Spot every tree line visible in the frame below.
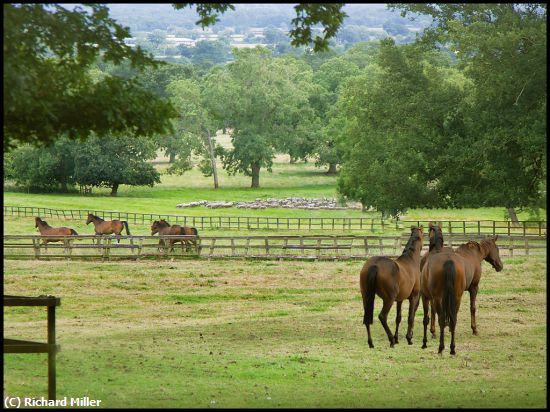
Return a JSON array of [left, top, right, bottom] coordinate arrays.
[[3, 4, 546, 220]]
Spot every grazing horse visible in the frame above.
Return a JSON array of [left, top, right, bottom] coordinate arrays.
[[35, 217, 78, 250], [360, 226, 424, 348], [420, 236, 503, 355], [86, 213, 130, 243], [151, 219, 198, 253]]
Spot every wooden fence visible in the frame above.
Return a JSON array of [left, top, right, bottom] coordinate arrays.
[[3, 206, 547, 236], [3, 234, 546, 261]]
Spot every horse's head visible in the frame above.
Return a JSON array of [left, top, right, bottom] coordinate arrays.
[[405, 225, 424, 252], [428, 222, 444, 251], [35, 217, 41, 228], [85, 213, 94, 225], [151, 221, 160, 235], [482, 236, 503, 272]]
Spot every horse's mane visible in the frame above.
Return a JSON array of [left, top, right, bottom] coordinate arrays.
[[401, 228, 422, 257], [429, 225, 444, 251], [457, 240, 480, 252]]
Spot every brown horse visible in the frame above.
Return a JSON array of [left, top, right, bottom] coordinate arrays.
[[151, 219, 198, 253], [420, 223, 454, 338], [360, 226, 424, 348], [35, 217, 78, 249], [86, 213, 130, 243], [420, 236, 503, 355]]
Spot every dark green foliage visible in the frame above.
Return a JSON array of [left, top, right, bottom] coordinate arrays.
[[336, 4, 546, 217], [73, 135, 161, 196], [4, 4, 176, 151], [5, 134, 160, 196], [393, 3, 547, 211]]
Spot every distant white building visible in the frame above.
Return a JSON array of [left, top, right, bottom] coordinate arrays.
[[166, 37, 196, 47], [230, 43, 268, 49]]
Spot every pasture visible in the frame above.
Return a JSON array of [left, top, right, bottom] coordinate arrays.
[[3, 153, 547, 408], [3, 256, 546, 408]]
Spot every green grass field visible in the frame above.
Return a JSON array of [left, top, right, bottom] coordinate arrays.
[[3, 154, 547, 407], [3, 256, 547, 408]]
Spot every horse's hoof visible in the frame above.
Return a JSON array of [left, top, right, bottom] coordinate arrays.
[[407, 338, 413, 345], [368, 342, 374, 349], [422, 343, 427, 349], [438, 347, 444, 354], [450, 349, 456, 355], [431, 333, 436, 339], [472, 330, 479, 336]]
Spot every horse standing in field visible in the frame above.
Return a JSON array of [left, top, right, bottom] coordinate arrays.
[[86, 213, 130, 243], [360, 226, 424, 348], [35, 217, 78, 250], [420, 236, 503, 355], [420, 223, 455, 338], [151, 219, 198, 253]]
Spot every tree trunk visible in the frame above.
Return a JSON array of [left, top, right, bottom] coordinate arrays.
[[507, 207, 520, 226], [205, 128, 219, 189], [326, 163, 337, 175], [60, 181, 68, 192], [251, 162, 260, 188], [110, 182, 119, 196], [169, 152, 176, 163]]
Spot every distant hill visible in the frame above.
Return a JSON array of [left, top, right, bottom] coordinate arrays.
[[105, 3, 431, 34]]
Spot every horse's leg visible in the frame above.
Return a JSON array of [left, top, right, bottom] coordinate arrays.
[[437, 303, 446, 354], [469, 284, 479, 336], [378, 299, 396, 348], [421, 295, 430, 349], [450, 297, 462, 355], [430, 301, 437, 338], [406, 293, 421, 345], [366, 324, 374, 349], [393, 301, 402, 344]]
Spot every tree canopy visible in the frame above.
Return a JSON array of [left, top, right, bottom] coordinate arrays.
[[3, 3, 176, 151]]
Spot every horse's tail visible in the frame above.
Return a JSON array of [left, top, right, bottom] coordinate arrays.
[[122, 221, 131, 235], [70, 229, 78, 235], [363, 265, 378, 325], [441, 260, 457, 328]]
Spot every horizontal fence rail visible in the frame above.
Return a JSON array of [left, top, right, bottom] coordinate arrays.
[[3, 206, 547, 236], [3, 234, 546, 261]]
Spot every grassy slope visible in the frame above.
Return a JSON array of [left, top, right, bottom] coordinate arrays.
[[3, 156, 543, 225], [3, 256, 547, 408]]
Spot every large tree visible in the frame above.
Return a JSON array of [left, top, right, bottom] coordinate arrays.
[[311, 56, 360, 174], [73, 134, 161, 196], [4, 3, 176, 151], [165, 78, 222, 188], [336, 39, 467, 217], [205, 48, 318, 188], [392, 3, 547, 219]]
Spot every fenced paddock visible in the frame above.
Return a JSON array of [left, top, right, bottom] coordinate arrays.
[[3, 233, 546, 261], [3, 205, 547, 235]]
